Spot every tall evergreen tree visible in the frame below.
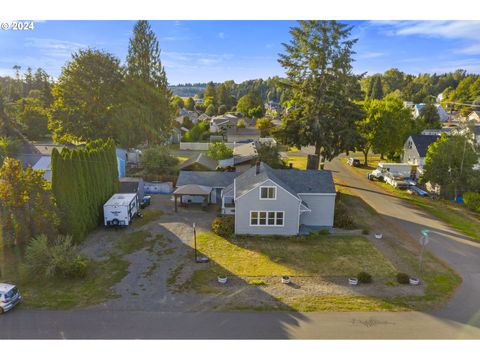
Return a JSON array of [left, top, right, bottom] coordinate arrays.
[[119, 20, 175, 147], [278, 21, 363, 167]]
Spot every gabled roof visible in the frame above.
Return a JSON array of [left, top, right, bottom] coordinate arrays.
[[180, 153, 218, 171], [233, 162, 336, 199], [176, 171, 240, 188], [409, 135, 440, 157], [233, 142, 258, 164]]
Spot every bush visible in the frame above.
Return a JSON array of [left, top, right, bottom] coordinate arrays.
[[211, 216, 235, 238], [357, 271, 372, 284], [207, 142, 233, 160], [463, 192, 480, 213], [396, 272, 410, 284], [25, 234, 88, 279], [362, 228, 370, 235], [248, 279, 266, 286], [334, 197, 355, 229]]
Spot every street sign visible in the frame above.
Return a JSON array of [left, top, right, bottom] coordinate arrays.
[[421, 229, 430, 237]]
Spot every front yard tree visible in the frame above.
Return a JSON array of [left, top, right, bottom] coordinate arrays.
[[278, 21, 363, 168], [48, 49, 124, 143], [119, 20, 175, 147], [423, 134, 478, 200]]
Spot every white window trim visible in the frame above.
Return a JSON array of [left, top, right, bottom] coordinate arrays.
[[259, 186, 277, 200], [249, 210, 285, 227]]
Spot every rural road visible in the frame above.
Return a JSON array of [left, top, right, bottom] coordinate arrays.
[[1, 156, 480, 339], [325, 157, 480, 328]]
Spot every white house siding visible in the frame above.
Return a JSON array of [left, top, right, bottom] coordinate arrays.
[[298, 194, 336, 227], [234, 179, 300, 236]]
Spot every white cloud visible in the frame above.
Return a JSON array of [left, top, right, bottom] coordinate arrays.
[[218, 32, 226, 39], [24, 37, 87, 57], [369, 20, 480, 55], [357, 51, 386, 59]]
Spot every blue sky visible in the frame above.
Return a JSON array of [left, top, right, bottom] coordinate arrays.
[[1, 20, 480, 84]]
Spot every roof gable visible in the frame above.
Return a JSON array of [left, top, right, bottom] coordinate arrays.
[[409, 135, 439, 157]]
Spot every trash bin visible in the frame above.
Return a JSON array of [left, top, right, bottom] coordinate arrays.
[[142, 195, 151, 207]]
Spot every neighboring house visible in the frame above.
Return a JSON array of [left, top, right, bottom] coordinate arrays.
[[119, 177, 145, 200], [32, 156, 53, 181], [180, 153, 218, 171], [167, 128, 182, 145], [265, 101, 281, 112], [467, 111, 480, 124], [126, 149, 142, 164], [175, 162, 336, 235], [421, 128, 453, 136], [209, 114, 239, 133], [198, 113, 211, 122], [455, 124, 480, 147], [403, 135, 440, 166], [413, 103, 450, 122]]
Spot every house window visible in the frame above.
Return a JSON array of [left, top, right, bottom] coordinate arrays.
[[260, 186, 276, 199], [250, 211, 284, 226]]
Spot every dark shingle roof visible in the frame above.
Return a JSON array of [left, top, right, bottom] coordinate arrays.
[[176, 171, 240, 188], [180, 153, 218, 171], [410, 135, 440, 157], [234, 162, 336, 198]]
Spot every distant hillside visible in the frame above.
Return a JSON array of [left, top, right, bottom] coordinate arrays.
[[169, 83, 207, 97]]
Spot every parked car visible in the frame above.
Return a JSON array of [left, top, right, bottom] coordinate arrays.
[[347, 158, 361, 167], [0, 283, 22, 314]]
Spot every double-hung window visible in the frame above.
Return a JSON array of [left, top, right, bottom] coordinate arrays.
[[250, 211, 284, 226], [260, 186, 276, 200]]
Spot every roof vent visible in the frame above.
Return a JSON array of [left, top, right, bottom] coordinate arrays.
[[255, 161, 261, 175]]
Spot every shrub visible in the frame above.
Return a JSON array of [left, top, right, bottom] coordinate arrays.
[[207, 142, 233, 160], [211, 216, 235, 238], [396, 272, 410, 284], [357, 271, 372, 284], [248, 279, 266, 286], [362, 228, 370, 235], [25, 234, 88, 279], [334, 197, 355, 229], [463, 192, 480, 213]]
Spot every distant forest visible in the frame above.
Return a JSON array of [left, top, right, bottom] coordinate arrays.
[[169, 77, 291, 104]]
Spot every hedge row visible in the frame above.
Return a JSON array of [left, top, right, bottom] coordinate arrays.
[[51, 139, 119, 241]]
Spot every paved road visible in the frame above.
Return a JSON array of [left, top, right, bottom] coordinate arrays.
[[2, 156, 480, 339], [1, 309, 480, 339], [325, 157, 480, 327]]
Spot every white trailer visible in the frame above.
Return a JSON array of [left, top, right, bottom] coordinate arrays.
[[104, 193, 139, 227], [368, 162, 418, 181]]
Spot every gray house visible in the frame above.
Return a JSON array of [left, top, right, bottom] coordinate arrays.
[[175, 162, 336, 235], [223, 162, 336, 235]]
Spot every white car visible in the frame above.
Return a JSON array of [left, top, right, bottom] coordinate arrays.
[[0, 283, 22, 314]]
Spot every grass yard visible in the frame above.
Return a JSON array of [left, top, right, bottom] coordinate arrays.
[[194, 232, 396, 277], [0, 229, 156, 309], [346, 154, 480, 243], [285, 155, 308, 170]]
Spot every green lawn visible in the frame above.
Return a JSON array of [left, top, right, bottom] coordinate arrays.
[[0, 229, 158, 309], [285, 155, 308, 170], [346, 155, 480, 243], [194, 232, 396, 277]]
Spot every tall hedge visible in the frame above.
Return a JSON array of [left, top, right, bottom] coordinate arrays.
[[51, 139, 119, 241]]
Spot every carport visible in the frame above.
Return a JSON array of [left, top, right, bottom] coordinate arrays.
[[173, 184, 212, 212]]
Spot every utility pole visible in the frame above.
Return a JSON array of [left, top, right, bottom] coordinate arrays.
[[193, 222, 197, 262]]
